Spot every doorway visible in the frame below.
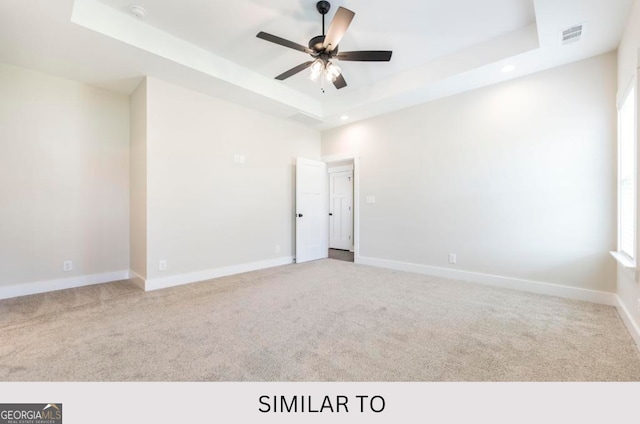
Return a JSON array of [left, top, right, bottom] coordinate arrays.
[[328, 160, 354, 263], [294, 155, 359, 264]]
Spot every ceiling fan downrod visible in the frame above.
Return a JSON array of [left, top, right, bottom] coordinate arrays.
[[317, 1, 331, 36]]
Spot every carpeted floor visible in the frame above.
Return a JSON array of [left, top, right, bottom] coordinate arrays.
[[1, 259, 639, 381]]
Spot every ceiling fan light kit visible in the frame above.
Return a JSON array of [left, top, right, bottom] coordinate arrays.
[[256, 1, 392, 91], [309, 59, 341, 83], [309, 59, 324, 81]]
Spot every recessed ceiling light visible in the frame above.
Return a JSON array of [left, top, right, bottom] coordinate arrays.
[[340, 115, 349, 120], [129, 5, 147, 18], [501, 65, 516, 73]]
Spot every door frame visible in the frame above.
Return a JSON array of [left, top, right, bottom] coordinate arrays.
[[322, 154, 360, 263]]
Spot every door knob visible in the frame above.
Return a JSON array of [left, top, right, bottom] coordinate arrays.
[[297, 213, 303, 217], [329, 213, 333, 216]]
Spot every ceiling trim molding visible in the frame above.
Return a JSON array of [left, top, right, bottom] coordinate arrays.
[[71, 0, 323, 118]]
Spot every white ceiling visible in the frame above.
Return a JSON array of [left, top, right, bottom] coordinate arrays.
[[97, 0, 536, 96], [0, 0, 633, 129]]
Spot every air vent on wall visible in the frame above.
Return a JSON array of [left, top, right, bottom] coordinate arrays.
[[561, 24, 584, 45]]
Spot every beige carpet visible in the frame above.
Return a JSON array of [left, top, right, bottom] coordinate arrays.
[[1, 259, 639, 381]]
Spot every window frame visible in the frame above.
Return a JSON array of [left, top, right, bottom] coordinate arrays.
[[615, 78, 637, 267]]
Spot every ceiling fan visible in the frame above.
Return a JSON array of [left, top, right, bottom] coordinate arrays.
[[256, 1, 392, 90]]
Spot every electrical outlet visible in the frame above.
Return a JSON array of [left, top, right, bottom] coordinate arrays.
[[159, 260, 167, 271], [275, 245, 281, 254], [63, 260, 73, 272], [448, 254, 457, 264]]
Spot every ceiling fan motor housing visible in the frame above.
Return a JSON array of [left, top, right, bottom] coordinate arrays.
[[309, 35, 325, 51], [308, 35, 339, 56]]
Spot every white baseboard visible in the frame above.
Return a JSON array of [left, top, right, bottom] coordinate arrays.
[[615, 295, 640, 349], [143, 256, 294, 291], [0, 270, 131, 300], [357, 256, 616, 306]]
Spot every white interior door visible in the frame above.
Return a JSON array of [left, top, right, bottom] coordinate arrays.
[[329, 169, 353, 250], [295, 157, 328, 263]]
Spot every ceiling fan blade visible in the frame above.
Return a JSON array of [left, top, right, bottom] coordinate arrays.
[[275, 61, 314, 80], [257, 31, 313, 54], [323, 7, 355, 52], [333, 73, 347, 89], [337, 50, 393, 62]]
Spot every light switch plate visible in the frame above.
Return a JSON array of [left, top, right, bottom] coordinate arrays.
[[366, 195, 376, 204]]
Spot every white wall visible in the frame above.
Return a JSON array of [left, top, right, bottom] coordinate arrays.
[[142, 77, 320, 281], [616, 0, 640, 339], [130, 79, 147, 280], [322, 53, 617, 292], [0, 64, 130, 289]]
